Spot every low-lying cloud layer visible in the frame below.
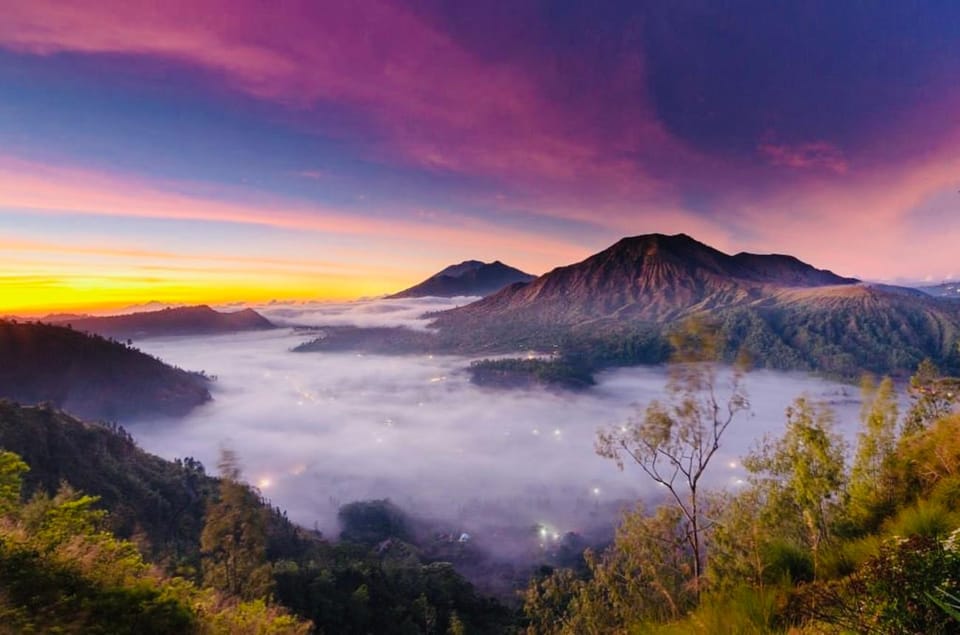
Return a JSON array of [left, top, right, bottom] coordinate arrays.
[[132, 298, 862, 550], [257, 297, 474, 331]]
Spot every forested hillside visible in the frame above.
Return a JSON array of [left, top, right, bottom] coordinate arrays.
[[0, 402, 516, 634], [0, 320, 211, 420], [521, 328, 960, 634]]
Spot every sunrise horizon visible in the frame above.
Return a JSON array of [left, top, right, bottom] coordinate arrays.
[[3, 2, 960, 315], [5, 228, 957, 317], [5, 5, 960, 632]]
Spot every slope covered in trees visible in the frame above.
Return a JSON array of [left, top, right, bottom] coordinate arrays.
[[0, 320, 211, 420], [522, 345, 960, 634], [0, 449, 310, 634], [0, 402, 516, 634]]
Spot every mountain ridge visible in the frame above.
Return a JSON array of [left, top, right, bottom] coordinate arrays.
[[434, 233, 860, 325], [418, 233, 960, 380], [388, 260, 535, 299], [45, 304, 275, 340], [0, 320, 211, 420]]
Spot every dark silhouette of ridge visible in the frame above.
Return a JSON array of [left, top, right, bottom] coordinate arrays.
[[0, 320, 211, 420], [388, 260, 535, 298], [46, 305, 274, 340]]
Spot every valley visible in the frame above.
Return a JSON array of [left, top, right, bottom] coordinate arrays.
[[128, 309, 864, 565]]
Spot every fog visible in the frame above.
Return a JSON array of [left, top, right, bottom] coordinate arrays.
[[131, 298, 863, 555], [256, 296, 477, 330]]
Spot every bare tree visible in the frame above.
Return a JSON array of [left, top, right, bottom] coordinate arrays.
[[596, 319, 749, 596]]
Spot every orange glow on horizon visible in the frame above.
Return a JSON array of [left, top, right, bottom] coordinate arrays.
[[0, 273, 406, 317], [0, 233, 424, 316], [0, 157, 576, 317]]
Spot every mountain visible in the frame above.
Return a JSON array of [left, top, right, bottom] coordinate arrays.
[[388, 260, 535, 298], [46, 305, 275, 340], [435, 234, 858, 324], [426, 234, 960, 378], [918, 282, 960, 299], [0, 320, 211, 420]]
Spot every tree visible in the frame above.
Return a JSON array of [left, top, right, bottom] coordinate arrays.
[[200, 448, 274, 601], [707, 488, 772, 593], [744, 398, 846, 578], [904, 359, 960, 435], [848, 376, 899, 526], [0, 450, 28, 515], [447, 611, 466, 635], [596, 318, 750, 597], [522, 505, 695, 633]]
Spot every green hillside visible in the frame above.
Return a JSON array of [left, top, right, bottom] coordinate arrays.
[[0, 402, 515, 634]]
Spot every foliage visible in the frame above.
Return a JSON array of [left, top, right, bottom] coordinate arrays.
[[0, 402, 517, 634], [275, 555, 516, 634], [927, 587, 960, 622], [527, 371, 960, 634], [883, 500, 958, 539], [0, 449, 310, 634], [846, 376, 898, 529], [792, 532, 960, 634], [0, 400, 219, 566], [744, 397, 847, 577], [597, 319, 750, 596], [522, 505, 696, 633], [904, 358, 960, 435], [716, 301, 960, 381], [338, 499, 412, 545], [468, 357, 596, 390], [888, 414, 960, 504], [0, 449, 28, 515], [707, 488, 781, 592], [201, 448, 274, 601]]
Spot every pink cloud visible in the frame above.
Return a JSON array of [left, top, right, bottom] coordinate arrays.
[[0, 155, 588, 270], [0, 1, 700, 203], [731, 139, 960, 280], [758, 141, 849, 174], [5, 1, 960, 285]]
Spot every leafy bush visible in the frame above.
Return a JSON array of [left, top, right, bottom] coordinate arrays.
[[790, 533, 960, 634], [0, 449, 310, 634], [884, 501, 957, 539]]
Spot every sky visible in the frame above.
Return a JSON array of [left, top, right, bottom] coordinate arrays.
[[2, 1, 960, 314]]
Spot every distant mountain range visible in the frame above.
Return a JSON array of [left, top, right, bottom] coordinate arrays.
[[0, 320, 211, 420], [436, 234, 858, 324], [917, 282, 960, 299], [44, 305, 274, 340], [303, 233, 960, 382], [427, 234, 960, 378], [388, 260, 535, 299]]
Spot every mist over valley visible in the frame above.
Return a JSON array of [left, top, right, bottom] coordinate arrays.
[[129, 298, 863, 562]]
